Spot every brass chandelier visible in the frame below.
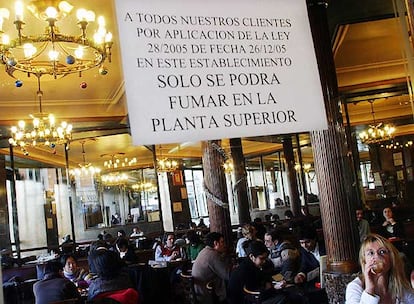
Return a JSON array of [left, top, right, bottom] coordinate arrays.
[[156, 145, 179, 173], [8, 75, 72, 150], [358, 100, 395, 145], [0, 0, 113, 78], [102, 153, 137, 170], [69, 140, 100, 178]]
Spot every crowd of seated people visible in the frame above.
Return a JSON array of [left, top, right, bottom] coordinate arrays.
[[11, 205, 414, 304]]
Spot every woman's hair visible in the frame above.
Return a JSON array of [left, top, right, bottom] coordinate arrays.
[[359, 234, 412, 299], [162, 232, 175, 244], [186, 230, 201, 245], [245, 240, 268, 257], [241, 224, 256, 239], [60, 254, 77, 267], [89, 249, 123, 279]]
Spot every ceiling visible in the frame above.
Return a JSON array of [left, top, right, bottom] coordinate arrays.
[[0, 0, 413, 170]]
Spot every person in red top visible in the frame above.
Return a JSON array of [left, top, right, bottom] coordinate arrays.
[[154, 232, 186, 262]]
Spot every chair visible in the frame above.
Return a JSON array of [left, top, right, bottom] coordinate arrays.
[[206, 280, 219, 304], [243, 286, 261, 304], [95, 288, 139, 304], [180, 271, 197, 304]]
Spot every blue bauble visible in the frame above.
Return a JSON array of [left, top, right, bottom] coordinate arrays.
[[50, 143, 56, 148], [15, 80, 23, 87], [66, 55, 75, 65]]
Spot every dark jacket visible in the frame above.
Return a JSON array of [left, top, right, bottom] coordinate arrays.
[[88, 271, 133, 300], [298, 241, 326, 283], [33, 273, 81, 304], [228, 258, 286, 304]]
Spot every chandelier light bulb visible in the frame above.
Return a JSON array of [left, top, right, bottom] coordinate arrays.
[[0, 8, 10, 19], [58, 1, 73, 14], [14, 1, 24, 21], [45, 7, 58, 19], [85, 10, 95, 22], [97, 16, 105, 27], [105, 32, 112, 43], [1, 34, 10, 45], [48, 50, 59, 61], [74, 46, 84, 59], [23, 43, 36, 58]]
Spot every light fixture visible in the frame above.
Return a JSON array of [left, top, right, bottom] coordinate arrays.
[[382, 140, 413, 150], [69, 140, 100, 178], [156, 145, 179, 173], [8, 75, 72, 151], [0, 0, 112, 79], [132, 182, 156, 192], [100, 172, 129, 186], [358, 100, 396, 145], [101, 153, 137, 170], [157, 158, 179, 172], [223, 159, 234, 173]]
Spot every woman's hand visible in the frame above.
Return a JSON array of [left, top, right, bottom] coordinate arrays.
[[364, 260, 377, 294]]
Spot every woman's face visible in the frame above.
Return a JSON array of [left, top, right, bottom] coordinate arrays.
[[64, 257, 77, 274], [383, 208, 393, 220], [363, 241, 391, 275], [166, 234, 175, 247], [250, 252, 268, 268]]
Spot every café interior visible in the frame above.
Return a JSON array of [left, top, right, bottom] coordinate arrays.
[[1, 0, 414, 302]]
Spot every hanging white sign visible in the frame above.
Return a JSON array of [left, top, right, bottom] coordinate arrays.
[[114, 0, 327, 145]]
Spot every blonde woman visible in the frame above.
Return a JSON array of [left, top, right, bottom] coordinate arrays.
[[235, 224, 257, 258], [346, 234, 414, 303]]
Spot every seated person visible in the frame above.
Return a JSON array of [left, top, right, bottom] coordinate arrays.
[[294, 227, 326, 285], [33, 260, 81, 304], [60, 254, 92, 285], [131, 227, 144, 237], [356, 209, 371, 243], [154, 232, 186, 262], [264, 230, 300, 282], [346, 233, 414, 303], [228, 240, 289, 304], [115, 237, 138, 265], [60, 234, 75, 254], [87, 248, 135, 301], [236, 224, 257, 258], [192, 232, 231, 304], [185, 230, 205, 261], [381, 207, 405, 239]]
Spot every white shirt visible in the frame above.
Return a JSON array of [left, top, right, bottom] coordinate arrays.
[[346, 277, 414, 304]]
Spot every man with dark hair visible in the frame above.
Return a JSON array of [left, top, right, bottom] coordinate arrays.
[[294, 227, 326, 285], [115, 237, 137, 265], [33, 260, 81, 304], [192, 232, 231, 304], [264, 230, 300, 282]]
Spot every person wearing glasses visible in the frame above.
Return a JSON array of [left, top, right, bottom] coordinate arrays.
[[345, 233, 414, 303], [228, 240, 289, 304]]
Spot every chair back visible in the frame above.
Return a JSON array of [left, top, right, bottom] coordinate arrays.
[[180, 271, 197, 304], [95, 288, 139, 304], [243, 286, 261, 304]]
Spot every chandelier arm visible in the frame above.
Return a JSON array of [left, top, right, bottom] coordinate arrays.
[[36, 75, 43, 113], [370, 100, 376, 125]]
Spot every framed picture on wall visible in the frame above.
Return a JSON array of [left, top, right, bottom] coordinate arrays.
[[172, 171, 184, 186]]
